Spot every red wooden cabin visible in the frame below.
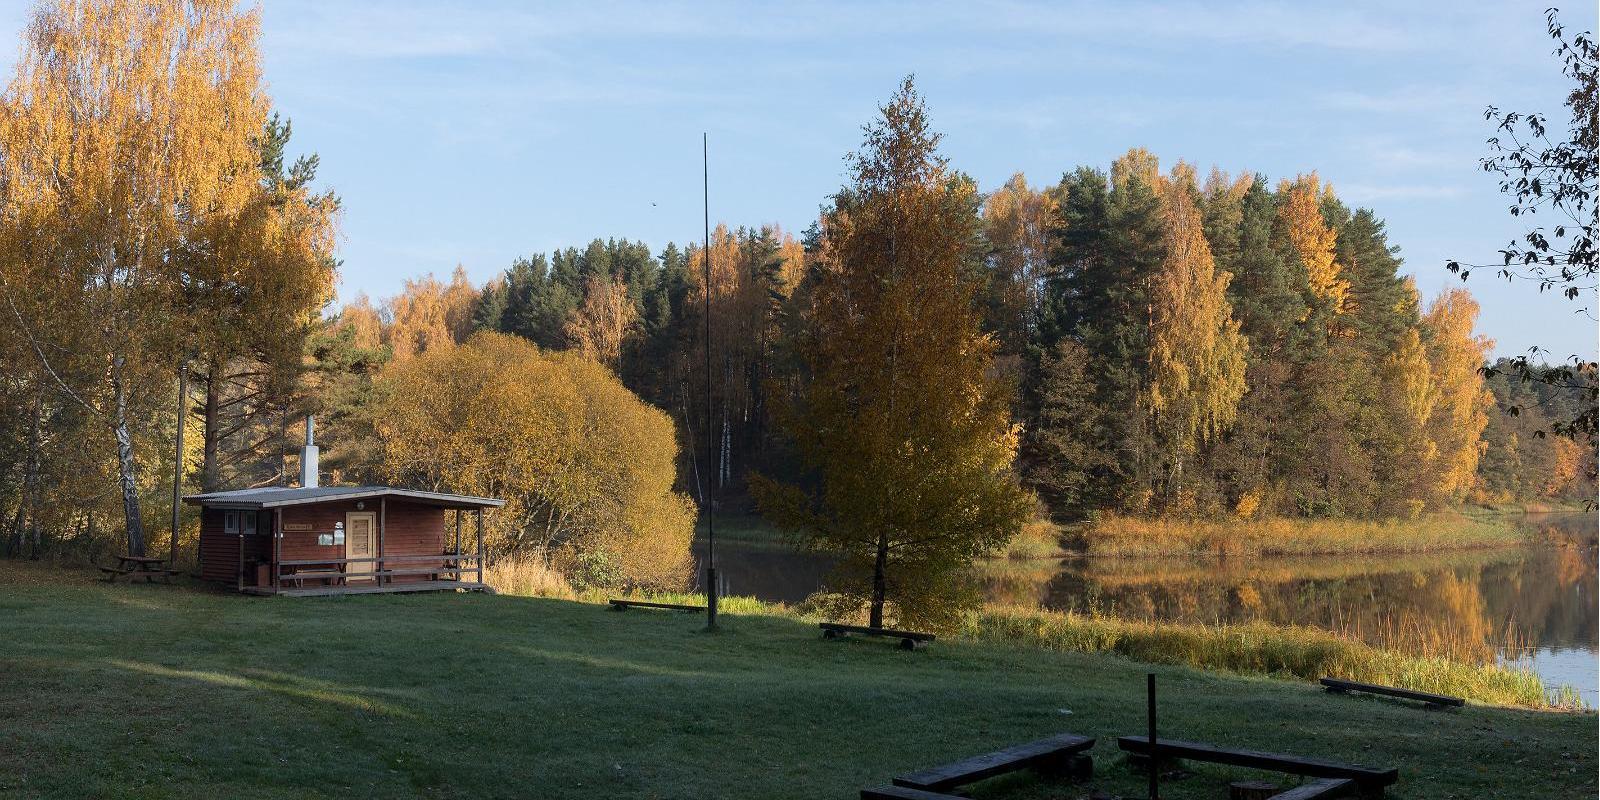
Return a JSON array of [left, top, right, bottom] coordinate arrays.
[[186, 486, 503, 595], [184, 418, 504, 596]]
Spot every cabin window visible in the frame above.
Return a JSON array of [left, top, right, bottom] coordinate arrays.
[[223, 510, 259, 535]]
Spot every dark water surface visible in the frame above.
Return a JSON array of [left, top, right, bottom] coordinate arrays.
[[695, 513, 1598, 701]]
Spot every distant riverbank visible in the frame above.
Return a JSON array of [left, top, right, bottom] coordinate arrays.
[[1051, 511, 1536, 558], [707, 509, 1565, 561]]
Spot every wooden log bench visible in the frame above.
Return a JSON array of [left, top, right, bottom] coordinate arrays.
[[861, 786, 964, 800], [1118, 736, 1397, 798], [891, 732, 1094, 792], [1320, 677, 1464, 708], [819, 622, 936, 650], [608, 598, 705, 612], [861, 785, 965, 800], [1270, 778, 1357, 799]]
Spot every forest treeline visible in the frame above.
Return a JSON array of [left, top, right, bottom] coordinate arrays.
[[297, 165, 1593, 523], [0, 0, 1593, 584]]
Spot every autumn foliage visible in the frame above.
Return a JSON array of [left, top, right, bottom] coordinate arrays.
[[374, 333, 694, 591]]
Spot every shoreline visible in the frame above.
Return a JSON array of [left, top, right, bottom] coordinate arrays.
[[1037, 510, 1553, 559]]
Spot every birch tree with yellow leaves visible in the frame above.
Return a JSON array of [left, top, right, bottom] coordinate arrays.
[[1277, 174, 1350, 322], [0, 0, 278, 555], [1144, 164, 1248, 500], [1421, 289, 1495, 503]]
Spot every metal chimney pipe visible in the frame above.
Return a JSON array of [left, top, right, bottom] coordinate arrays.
[[300, 415, 319, 488]]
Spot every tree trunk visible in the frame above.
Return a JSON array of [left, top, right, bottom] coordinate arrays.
[[111, 355, 146, 557], [4, 504, 21, 558], [869, 533, 888, 629], [201, 360, 221, 492], [7, 386, 45, 558]]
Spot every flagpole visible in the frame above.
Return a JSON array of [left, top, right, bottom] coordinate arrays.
[[703, 132, 718, 630]]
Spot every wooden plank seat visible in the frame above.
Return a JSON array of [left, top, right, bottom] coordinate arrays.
[[819, 622, 936, 650], [281, 569, 344, 586], [1270, 778, 1357, 799], [893, 732, 1094, 792], [608, 598, 705, 612], [1320, 677, 1464, 708], [861, 785, 964, 800], [1117, 736, 1397, 797]]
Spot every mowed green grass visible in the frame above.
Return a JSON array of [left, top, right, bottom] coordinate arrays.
[[2, 562, 1593, 800]]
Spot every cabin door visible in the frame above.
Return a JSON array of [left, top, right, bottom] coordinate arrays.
[[345, 512, 378, 582]]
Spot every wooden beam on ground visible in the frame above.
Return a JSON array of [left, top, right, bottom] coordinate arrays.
[[893, 732, 1094, 792], [860, 786, 966, 800], [819, 622, 936, 650], [1270, 778, 1356, 799], [609, 598, 705, 612], [1117, 736, 1396, 796], [1320, 677, 1464, 708]]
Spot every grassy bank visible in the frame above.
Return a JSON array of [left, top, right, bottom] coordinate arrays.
[[2, 561, 1593, 799], [1072, 511, 1527, 558], [969, 606, 1564, 709], [502, 557, 1575, 708]]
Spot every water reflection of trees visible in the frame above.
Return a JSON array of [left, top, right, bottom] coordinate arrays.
[[983, 526, 1597, 664]]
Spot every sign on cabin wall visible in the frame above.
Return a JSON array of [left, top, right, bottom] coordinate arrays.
[[283, 523, 315, 532]]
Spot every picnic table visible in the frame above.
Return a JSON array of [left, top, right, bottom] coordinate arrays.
[[100, 555, 176, 583]]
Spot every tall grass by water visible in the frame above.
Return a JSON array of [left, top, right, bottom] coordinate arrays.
[[969, 605, 1562, 709], [1074, 511, 1526, 557]]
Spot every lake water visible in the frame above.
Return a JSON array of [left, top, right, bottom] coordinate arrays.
[[694, 512, 1598, 703]]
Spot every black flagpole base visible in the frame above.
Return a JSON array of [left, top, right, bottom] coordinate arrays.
[[704, 566, 719, 629]]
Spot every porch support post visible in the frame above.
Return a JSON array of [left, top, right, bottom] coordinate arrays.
[[475, 509, 485, 586], [236, 522, 244, 593], [454, 510, 463, 583], [378, 498, 388, 586], [273, 508, 282, 592]]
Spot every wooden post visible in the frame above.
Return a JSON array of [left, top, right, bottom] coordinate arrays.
[[235, 523, 244, 593], [453, 510, 462, 582], [475, 509, 485, 586], [273, 509, 282, 592], [1147, 673, 1159, 800], [169, 362, 186, 569], [378, 498, 387, 586]]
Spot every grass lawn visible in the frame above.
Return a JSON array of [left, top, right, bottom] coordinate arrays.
[[2, 561, 1593, 799]]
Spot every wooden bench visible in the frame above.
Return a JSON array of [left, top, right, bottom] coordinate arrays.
[[608, 598, 705, 613], [99, 566, 177, 583], [892, 732, 1094, 792], [1320, 677, 1464, 708], [1270, 778, 1357, 799], [281, 569, 345, 586], [861, 785, 964, 800], [1118, 736, 1397, 798], [819, 622, 936, 650]]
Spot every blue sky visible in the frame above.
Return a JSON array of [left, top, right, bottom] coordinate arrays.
[[1, 0, 1594, 359]]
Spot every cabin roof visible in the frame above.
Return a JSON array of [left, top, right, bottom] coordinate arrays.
[[182, 485, 505, 510]]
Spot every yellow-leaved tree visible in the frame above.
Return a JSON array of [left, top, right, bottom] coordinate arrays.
[[1278, 174, 1350, 320], [385, 266, 480, 363], [753, 78, 1030, 632], [374, 333, 694, 590], [982, 172, 1058, 353], [1421, 289, 1494, 503], [0, 0, 273, 555], [1145, 163, 1249, 500], [564, 274, 638, 368]]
